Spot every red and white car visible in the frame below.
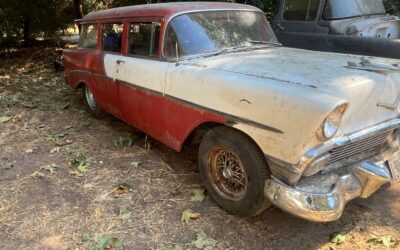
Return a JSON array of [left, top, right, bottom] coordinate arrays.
[[63, 2, 400, 222]]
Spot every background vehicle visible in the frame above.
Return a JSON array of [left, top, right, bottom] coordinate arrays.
[[271, 0, 400, 59]]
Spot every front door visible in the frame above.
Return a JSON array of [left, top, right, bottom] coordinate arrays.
[[104, 21, 170, 144]]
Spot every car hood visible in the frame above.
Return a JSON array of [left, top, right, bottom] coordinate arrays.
[[328, 15, 400, 39], [182, 47, 400, 135]]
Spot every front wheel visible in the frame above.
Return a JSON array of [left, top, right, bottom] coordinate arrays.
[[198, 126, 271, 217], [83, 84, 103, 118]]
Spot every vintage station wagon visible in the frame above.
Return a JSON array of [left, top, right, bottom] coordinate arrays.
[[63, 2, 400, 222]]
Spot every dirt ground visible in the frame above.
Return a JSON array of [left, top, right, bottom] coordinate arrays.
[[0, 44, 399, 250]]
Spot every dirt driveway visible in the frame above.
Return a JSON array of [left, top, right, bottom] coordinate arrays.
[[0, 45, 399, 250]]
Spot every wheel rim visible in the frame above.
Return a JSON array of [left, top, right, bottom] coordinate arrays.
[[207, 147, 248, 201], [85, 85, 96, 110]]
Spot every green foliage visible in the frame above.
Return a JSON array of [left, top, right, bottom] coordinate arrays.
[[0, 0, 398, 45], [384, 0, 400, 16]]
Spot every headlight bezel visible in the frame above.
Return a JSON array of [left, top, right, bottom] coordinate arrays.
[[317, 104, 348, 141]]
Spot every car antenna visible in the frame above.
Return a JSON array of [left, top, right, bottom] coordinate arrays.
[[175, 41, 180, 66]]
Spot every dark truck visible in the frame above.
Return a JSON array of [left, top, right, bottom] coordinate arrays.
[[271, 0, 400, 59]]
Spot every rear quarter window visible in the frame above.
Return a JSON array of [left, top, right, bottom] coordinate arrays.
[[78, 24, 98, 49]]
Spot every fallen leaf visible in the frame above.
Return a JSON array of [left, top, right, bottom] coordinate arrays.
[[191, 187, 205, 202], [114, 137, 133, 148], [2, 163, 15, 170], [193, 232, 217, 250], [131, 161, 140, 168], [111, 183, 133, 197], [40, 163, 58, 173], [367, 235, 396, 247], [50, 147, 60, 154], [329, 232, 347, 245], [69, 152, 87, 168], [0, 116, 11, 123], [159, 244, 183, 250], [118, 209, 132, 220], [32, 171, 45, 178], [25, 149, 33, 154], [181, 209, 201, 224], [89, 235, 123, 250], [77, 165, 89, 174]]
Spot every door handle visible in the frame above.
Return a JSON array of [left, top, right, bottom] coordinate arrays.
[[116, 60, 125, 65], [277, 23, 285, 31]]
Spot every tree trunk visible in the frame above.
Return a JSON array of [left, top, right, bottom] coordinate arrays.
[[23, 15, 31, 47], [73, 0, 83, 32]]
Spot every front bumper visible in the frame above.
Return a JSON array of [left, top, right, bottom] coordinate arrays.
[[264, 158, 399, 222]]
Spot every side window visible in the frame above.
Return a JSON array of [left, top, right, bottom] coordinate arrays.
[[128, 22, 160, 57], [102, 23, 123, 53], [284, 0, 320, 21], [78, 24, 98, 49]]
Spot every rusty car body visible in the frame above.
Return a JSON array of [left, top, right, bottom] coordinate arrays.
[[271, 0, 400, 59], [62, 2, 400, 222]]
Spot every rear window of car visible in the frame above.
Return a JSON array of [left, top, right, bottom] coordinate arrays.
[[102, 23, 123, 53], [284, 0, 320, 21], [78, 24, 98, 49], [128, 22, 160, 57]]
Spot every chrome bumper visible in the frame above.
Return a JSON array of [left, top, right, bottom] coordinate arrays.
[[264, 159, 399, 222]]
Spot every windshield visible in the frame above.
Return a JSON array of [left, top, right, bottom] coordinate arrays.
[[323, 0, 386, 20], [164, 10, 278, 59]]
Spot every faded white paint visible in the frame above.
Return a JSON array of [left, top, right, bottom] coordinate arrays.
[[104, 46, 400, 165]]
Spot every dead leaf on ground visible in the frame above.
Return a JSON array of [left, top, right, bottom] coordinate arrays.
[[89, 235, 123, 250], [329, 232, 347, 245], [50, 146, 60, 154], [111, 183, 133, 197], [118, 209, 132, 221], [40, 163, 58, 173], [193, 232, 217, 250], [181, 209, 201, 224], [31, 171, 45, 178], [367, 235, 399, 247], [191, 187, 205, 202], [159, 244, 183, 250], [0, 116, 12, 124], [114, 137, 133, 148]]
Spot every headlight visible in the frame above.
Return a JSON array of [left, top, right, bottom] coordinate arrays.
[[318, 104, 347, 140]]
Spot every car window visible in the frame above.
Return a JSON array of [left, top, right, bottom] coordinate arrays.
[[128, 22, 160, 57], [78, 24, 98, 49], [284, 0, 320, 21], [102, 23, 123, 53], [164, 11, 278, 59]]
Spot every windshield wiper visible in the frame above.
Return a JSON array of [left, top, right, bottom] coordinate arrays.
[[248, 40, 282, 47]]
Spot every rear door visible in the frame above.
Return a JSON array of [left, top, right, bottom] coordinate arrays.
[[95, 22, 124, 118]]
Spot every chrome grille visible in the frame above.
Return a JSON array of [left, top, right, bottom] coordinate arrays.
[[327, 129, 393, 165]]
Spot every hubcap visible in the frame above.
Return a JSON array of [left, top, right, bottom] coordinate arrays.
[[85, 86, 96, 110], [207, 147, 248, 201]]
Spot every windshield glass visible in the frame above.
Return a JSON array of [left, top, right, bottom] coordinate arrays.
[[323, 0, 386, 20], [164, 11, 278, 59]]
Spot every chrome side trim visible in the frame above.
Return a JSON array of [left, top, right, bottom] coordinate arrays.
[[264, 160, 395, 222]]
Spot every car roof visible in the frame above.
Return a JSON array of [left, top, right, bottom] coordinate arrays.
[[79, 2, 261, 22]]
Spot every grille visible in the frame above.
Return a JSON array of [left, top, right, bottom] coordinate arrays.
[[327, 129, 393, 165]]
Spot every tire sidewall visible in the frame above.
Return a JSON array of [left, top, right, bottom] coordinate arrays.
[[83, 84, 102, 117], [199, 127, 270, 216]]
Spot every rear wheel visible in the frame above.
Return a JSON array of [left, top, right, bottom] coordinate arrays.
[[199, 126, 271, 216], [83, 84, 103, 118]]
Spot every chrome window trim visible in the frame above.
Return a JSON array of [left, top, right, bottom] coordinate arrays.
[[160, 8, 265, 60]]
